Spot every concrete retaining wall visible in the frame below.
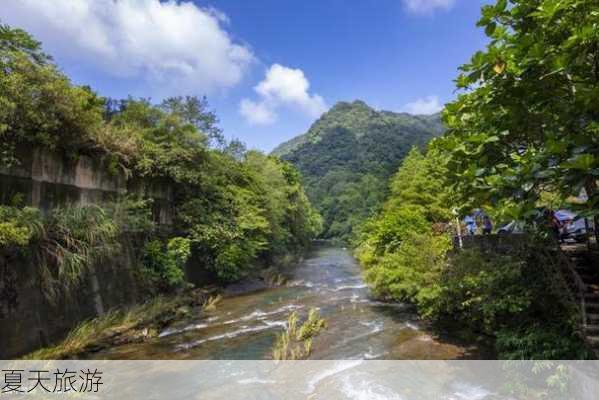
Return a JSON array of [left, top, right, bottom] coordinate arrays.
[[454, 234, 530, 254], [0, 146, 175, 358]]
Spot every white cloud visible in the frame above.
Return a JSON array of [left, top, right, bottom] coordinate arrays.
[[402, 0, 456, 14], [240, 99, 277, 125], [1, 0, 254, 95], [403, 96, 444, 115], [240, 64, 327, 126], [255, 64, 327, 117]]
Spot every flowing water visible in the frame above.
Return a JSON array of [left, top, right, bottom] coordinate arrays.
[[94, 244, 483, 359]]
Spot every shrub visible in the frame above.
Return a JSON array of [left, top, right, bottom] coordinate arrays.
[[0, 222, 30, 247], [142, 237, 191, 290], [424, 241, 591, 359], [36, 205, 121, 299], [361, 231, 450, 302], [497, 324, 592, 360], [0, 206, 43, 247]]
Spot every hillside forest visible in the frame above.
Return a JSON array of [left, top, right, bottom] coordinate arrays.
[[273, 101, 444, 240], [0, 22, 322, 297]]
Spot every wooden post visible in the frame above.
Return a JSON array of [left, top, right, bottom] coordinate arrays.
[[453, 208, 463, 249], [585, 217, 591, 252], [584, 179, 598, 246], [456, 217, 463, 249]]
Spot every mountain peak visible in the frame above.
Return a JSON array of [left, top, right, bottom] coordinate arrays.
[[270, 99, 444, 239], [272, 99, 443, 157], [330, 99, 371, 110], [325, 100, 374, 115]]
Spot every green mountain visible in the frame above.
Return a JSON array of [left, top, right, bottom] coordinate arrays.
[[272, 100, 444, 240]]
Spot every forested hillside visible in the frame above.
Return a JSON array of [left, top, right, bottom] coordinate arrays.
[[0, 23, 322, 292], [272, 100, 444, 240]]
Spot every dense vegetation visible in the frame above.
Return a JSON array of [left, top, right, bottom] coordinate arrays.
[[356, 0, 599, 359], [355, 148, 453, 306], [437, 0, 599, 239], [0, 23, 321, 297], [356, 147, 591, 359], [272, 100, 444, 240]]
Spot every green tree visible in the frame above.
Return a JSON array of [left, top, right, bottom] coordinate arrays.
[[386, 147, 453, 223], [437, 0, 599, 238], [0, 23, 49, 64], [0, 24, 105, 166], [143, 237, 191, 290], [160, 96, 225, 148], [355, 148, 453, 303]]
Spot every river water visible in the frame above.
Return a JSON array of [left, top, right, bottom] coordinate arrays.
[[96, 244, 481, 359]]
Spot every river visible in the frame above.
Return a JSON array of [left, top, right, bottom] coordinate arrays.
[[94, 244, 482, 359]]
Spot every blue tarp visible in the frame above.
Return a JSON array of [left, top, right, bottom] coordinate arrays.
[[555, 209, 576, 221]]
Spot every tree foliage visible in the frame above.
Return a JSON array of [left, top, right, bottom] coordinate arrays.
[[143, 237, 191, 290], [0, 205, 42, 247], [356, 145, 590, 358], [0, 24, 106, 167], [428, 244, 591, 359], [0, 24, 321, 289], [354, 0, 598, 358], [355, 148, 453, 302], [436, 0, 599, 227]]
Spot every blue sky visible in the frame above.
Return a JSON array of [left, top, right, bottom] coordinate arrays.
[[2, 0, 493, 151]]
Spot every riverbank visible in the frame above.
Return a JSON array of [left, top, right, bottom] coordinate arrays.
[[23, 288, 218, 360], [23, 250, 308, 360], [33, 245, 488, 360]]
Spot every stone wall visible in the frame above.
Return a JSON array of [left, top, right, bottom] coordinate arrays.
[[454, 234, 530, 254], [0, 147, 175, 358]]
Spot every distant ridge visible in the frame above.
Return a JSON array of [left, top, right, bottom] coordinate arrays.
[[272, 100, 443, 157], [271, 100, 444, 239]]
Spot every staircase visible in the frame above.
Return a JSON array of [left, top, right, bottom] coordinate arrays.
[[562, 244, 599, 355]]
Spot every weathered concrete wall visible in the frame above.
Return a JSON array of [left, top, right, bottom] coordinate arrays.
[[0, 241, 143, 358], [0, 147, 175, 358], [0, 146, 174, 223], [0, 147, 125, 209]]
